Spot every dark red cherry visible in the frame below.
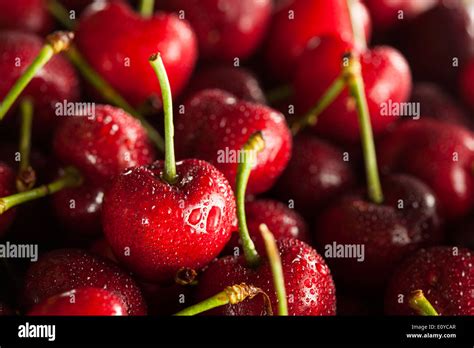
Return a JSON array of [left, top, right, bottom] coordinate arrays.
[[0, 0, 53, 35], [28, 288, 128, 316], [140, 281, 194, 315], [0, 161, 17, 238], [385, 247, 474, 315], [273, 134, 356, 218], [294, 36, 412, 144], [377, 119, 474, 220], [102, 159, 236, 283], [175, 89, 292, 195], [75, 1, 197, 107], [196, 238, 336, 315], [459, 56, 474, 113], [315, 174, 443, 292], [160, 0, 271, 61], [22, 248, 147, 315], [53, 104, 155, 187]]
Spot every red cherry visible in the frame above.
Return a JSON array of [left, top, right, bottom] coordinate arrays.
[[459, 56, 474, 112], [175, 89, 292, 195], [75, 1, 197, 107], [385, 247, 474, 315], [0, 0, 53, 35], [273, 134, 356, 218], [195, 238, 336, 315], [28, 288, 128, 316], [22, 248, 147, 315], [0, 31, 80, 136], [294, 36, 412, 144], [103, 159, 236, 283], [0, 162, 16, 237], [315, 174, 443, 292], [53, 104, 155, 187], [226, 199, 310, 254], [160, 0, 271, 61], [377, 119, 474, 219], [139, 281, 194, 315]]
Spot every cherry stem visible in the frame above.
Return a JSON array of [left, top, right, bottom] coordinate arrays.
[[0, 31, 74, 121], [409, 290, 439, 316], [236, 132, 265, 268], [343, 53, 383, 204], [346, 0, 367, 50], [173, 283, 273, 316], [260, 224, 288, 316], [290, 75, 346, 135], [139, 0, 155, 18], [16, 98, 36, 192], [47, 0, 75, 30], [265, 84, 293, 105], [149, 53, 177, 184], [0, 167, 82, 215], [66, 46, 165, 153]]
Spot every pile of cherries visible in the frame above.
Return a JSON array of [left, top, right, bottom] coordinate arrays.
[[0, 0, 472, 317]]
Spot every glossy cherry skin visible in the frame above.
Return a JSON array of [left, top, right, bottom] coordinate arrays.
[[0, 0, 53, 35], [22, 249, 147, 315], [175, 89, 292, 195], [378, 119, 474, 220], [273, 134, 356, 218], [315, 174, 443, 292], [53, 105, 155, 187], [196, 238, 336, 315], [160, 0, 271, 61], [75, 1, 197, 107], [0, 31, 80, 136], [0, 162, 17, 238], [459, 57, 474, 113], [225, 199, 310, 255], [28, 288, 128, 316], [103, 159, 236, 283], [294, 36, 412, 144], [385, 247, 474, 315], [184, 65, 266, 104], [264, 0, 371, 81]]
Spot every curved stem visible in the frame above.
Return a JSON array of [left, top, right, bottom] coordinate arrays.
[[0, 31, 74, 121], [291, 75, 346, 135], [260, 224, 288, 316], [16, 98, 36, 192], [236, 133, 265, 268], [409, 290, 439, 316], [346, 0, 367, 50], [138, 0, 155, 18], [265, 84, 293, 105], [149, 53, 177, 184], [173, 283, 272, 316], [343, 53, 383, 204], [0, 167, 82, 214], [47, 0, 75, 30], [66, 46, 165, 153]]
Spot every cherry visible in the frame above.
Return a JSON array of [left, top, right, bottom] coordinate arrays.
[[0, 0, 53, 35], [22, 248, 147, 315], [0, 162, 17, 238], [225, 198, 310, 254], [315, 174, 443, 292], [459, 56, 474, 112], [160, 0, 272, 61], [273, 134, 356, 218], [175, 89, 292, 195], [377, 119, 474, 220], [293, 36, 412, 144], [75, 1, 197, 107], [0, 30, 80, 136], [385, 247, 474, 315], [140, 281, 194, 315], [184, 65, 266, 104], [263, 0, 371, 81], [28, 288, 128, 316]]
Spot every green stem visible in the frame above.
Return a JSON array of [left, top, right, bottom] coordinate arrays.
[[138, 0, 155, 18], [236, 132, 265, 268], [409, 290, 439, 316], [346, 0, 367, 50], [291, 75, 346, 135], [174, 283, 272, 316], [16, 98, 36, 192], [66, 46, 165, 153], [46, 0, 75, 30], [149, 53, 177, 183], [343, 53, 383, 204], [0, 167, 82, 214], [259, 224, 288, 316], [265, 84, 293, 105], [0, 31, 74, 121]]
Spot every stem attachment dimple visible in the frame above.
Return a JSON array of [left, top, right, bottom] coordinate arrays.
[[16, 98, 35, 192], [409, 290, 439, 316]]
